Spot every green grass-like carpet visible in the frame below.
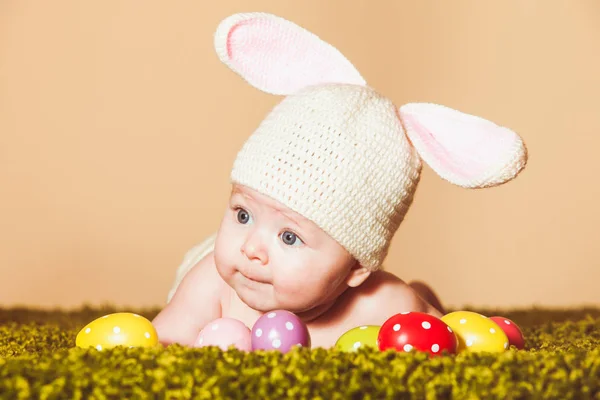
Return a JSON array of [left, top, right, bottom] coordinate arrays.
[[1, 306, 600, 399]]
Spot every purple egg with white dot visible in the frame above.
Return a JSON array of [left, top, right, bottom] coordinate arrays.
[[251, 310, 311, 353]]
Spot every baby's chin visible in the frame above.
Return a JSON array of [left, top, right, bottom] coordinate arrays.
[[234, 287, 278, 312], [235, 286, 320, 315]]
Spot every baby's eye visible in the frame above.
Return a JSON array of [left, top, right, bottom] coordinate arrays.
[[281, 231, 303, 246], [236, 208, 252, 224]]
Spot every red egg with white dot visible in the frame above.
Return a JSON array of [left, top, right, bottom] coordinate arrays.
[[377, 312, 457, 356], [489, 316, 525, 350]]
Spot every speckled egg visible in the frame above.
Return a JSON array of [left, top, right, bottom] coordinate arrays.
[[441, 311, 509, 353], [196, 317, 252, 351], [377, 312, 457, 356], [251, 310, 310, 353], [489, 316, 526, 350], [335, 325, 380, 352], [75, 312, 158, 350]]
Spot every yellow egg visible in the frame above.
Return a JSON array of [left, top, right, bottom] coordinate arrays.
[[75, 312, 158, 350], [440, 311, 508, 354], [335, 325, 380, 352]]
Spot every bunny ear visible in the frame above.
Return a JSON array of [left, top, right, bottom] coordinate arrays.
[[398, 103, 528, 188], [213, 12, 366, 95]]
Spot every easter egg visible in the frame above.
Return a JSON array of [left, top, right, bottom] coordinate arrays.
[[335, 325, 380, 352], [76, 312, 158, 350], [195, 318, 252, 351], [489, 316, 525, 350], [377, 312, 457, 356], [441, 311, 509, 353], [251, 310, 310, 353]]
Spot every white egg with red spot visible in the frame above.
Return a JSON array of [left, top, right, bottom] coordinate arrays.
[[377, 312, 457, 356], [75, 312, 158, 350]]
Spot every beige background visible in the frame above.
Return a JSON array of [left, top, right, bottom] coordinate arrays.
[[1, 1, 598, 310]]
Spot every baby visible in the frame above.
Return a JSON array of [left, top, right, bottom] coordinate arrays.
[[152, 12, 528, 349]]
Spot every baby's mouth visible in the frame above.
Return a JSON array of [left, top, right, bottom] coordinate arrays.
[[237, 268, 269, 285]]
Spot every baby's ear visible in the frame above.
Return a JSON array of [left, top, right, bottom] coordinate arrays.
[[213, 12, 366, 96], [398, 103, 528, 188], [345, 264, 371, 288]]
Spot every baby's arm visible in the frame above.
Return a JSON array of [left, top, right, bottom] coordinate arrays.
[[152, 252, 223, 346]]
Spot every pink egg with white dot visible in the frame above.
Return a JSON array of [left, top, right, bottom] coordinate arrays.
[[251, 310, 310, 353], [195, 317, 252, 351]]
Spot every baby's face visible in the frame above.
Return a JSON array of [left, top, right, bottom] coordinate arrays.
[[213, 184, 360, 313]]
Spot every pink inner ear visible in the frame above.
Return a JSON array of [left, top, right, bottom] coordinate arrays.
[[216, 13, 366, 95], [399, 103, 527, 188]]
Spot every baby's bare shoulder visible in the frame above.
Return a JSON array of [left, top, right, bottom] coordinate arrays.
[[340, 271, 439, 324], [153, 252, 226, 346], [184, 252, 224, 289], [309, 271, 438, 348]]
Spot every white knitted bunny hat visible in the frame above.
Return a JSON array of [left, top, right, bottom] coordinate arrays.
[[213, 12, 528, 270]]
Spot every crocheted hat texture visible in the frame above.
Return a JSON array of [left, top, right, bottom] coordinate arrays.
[[230, 83, 421, 269], [215, 12, 528, 270]]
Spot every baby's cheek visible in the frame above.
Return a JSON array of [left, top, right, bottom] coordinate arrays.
[[214, 239, 236, 278], [276, 271, 320, 298]]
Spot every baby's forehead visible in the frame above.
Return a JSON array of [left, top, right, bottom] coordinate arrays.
[[231, 185, 316, 227]]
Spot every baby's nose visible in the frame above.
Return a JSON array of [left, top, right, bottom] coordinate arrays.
[[241, 239, 268, 265]]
